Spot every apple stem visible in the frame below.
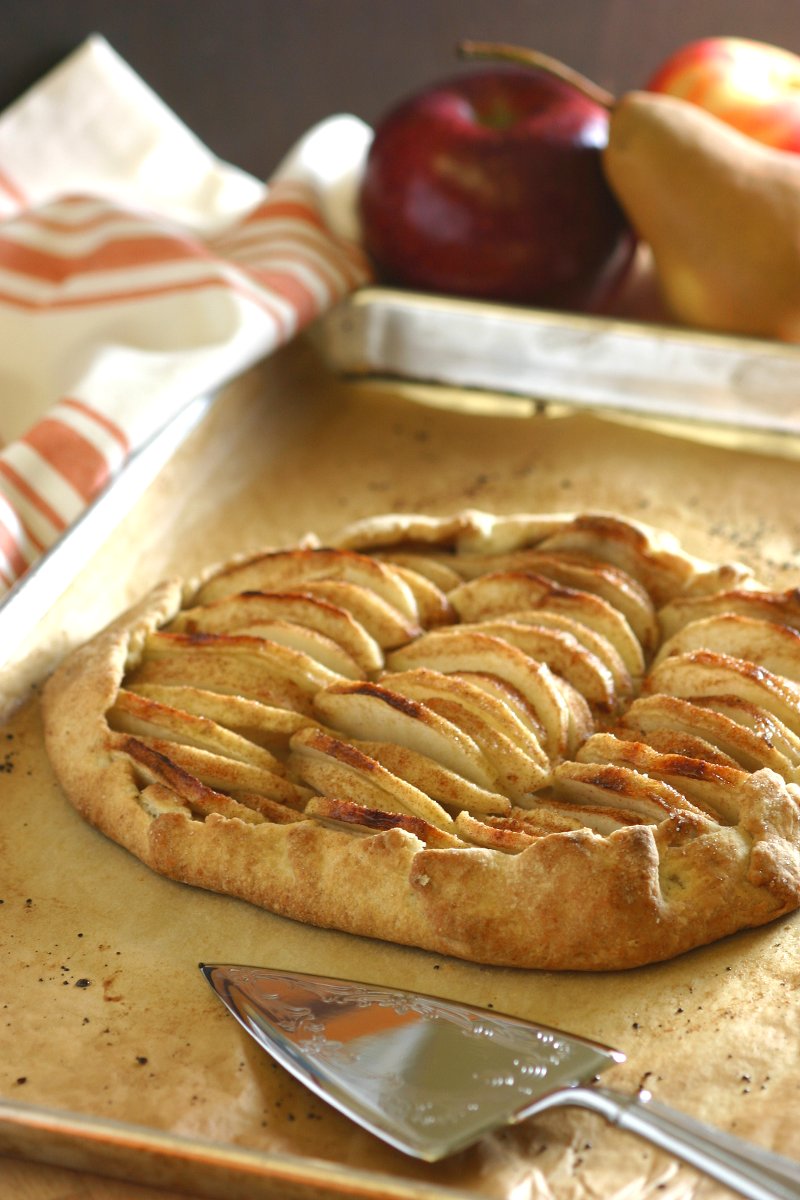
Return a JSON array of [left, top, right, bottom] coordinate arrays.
[[457, 40, 616, 109]]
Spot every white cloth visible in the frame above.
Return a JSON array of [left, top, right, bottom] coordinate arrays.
[[0, 34, 372, 595]]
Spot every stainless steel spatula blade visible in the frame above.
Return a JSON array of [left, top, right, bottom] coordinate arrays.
[[200, 964, 800, 1200], [200, 961, 619, 1160]]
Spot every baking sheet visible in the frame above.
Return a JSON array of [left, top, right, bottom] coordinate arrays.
[[1, 335, 799, 1199]]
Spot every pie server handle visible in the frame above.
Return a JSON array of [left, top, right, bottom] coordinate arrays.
[[559, 1085, 799, 1200]]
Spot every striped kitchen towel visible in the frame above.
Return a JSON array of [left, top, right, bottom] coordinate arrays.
[[0, 34, 372, 597]]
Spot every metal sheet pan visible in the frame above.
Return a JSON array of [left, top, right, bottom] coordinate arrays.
[[317, 287, 800, 447], [1, 339, 798, 1200]]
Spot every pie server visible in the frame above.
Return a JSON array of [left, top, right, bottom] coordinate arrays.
[[200, 964, 799, 1199]]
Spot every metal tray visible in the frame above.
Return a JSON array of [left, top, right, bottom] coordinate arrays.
[[2, 336, 799, 1200], [317, 287, 800, 446]]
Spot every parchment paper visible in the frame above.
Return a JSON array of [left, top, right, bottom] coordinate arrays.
[[1, 335, 798, 1199]]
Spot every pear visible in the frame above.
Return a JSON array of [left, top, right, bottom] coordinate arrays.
[[603, 90, 800, 342]]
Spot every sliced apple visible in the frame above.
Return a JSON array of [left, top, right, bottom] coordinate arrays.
[[617, 693, 788, 773], [126, 683, 316, 745], [449, 571, 645, 677], [451, 672, 545, 740], [386, 627, 572, 760], [383, 563, 455, 626], [500, 608, 633, 695], [645, 649, 800, 737], [658, 587, 800, 641], [535, 513, 717, 604], [109, 689, 282, 770], [304, 795, 465, 847], [378, 666, 549, 764], [313, 679, 498, 789], [284, 581, 419, 649], [129, 644, 313, 714], [115, 733, 309, 806], [374, 550, 463, 592], [142, 631, 341, 698], [551, 760, 712, 825], [195, 547, 420, 621], [457, 618, 617, 710], [171, 590, 384, 673], [655, 613, 800, 684], [576, 731, 745, 823], [388, 689, 548, 800], [693, 693, 800, 769], [290, 725, 455, 829], [532, 552, 657, 651], [517, 797, 646, 834], [453, 810, 539, 852], [352, 738, 512, 815], [120, 735, 266, 823]]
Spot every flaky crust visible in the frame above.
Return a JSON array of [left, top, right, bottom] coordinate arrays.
[[41, 510, 800, 971]]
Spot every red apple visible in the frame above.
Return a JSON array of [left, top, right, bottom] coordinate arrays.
[[359, 60, 635, 311], [647, 37, 800, 152]]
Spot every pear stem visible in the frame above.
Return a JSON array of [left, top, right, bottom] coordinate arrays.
[[457, 40, 616, 110]]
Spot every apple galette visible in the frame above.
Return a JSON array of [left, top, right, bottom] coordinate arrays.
[[42, 511, 800, 970]]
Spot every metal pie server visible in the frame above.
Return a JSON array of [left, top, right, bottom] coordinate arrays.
[[200, 964, 799, 1199]]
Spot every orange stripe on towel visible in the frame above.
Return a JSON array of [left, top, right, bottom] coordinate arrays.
[[0, 166, 26, 208], [0, 461, 67, 532], [59, 397, 131, 453], [22, 418, 112, 502]]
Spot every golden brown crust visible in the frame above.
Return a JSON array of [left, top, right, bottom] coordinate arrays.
[[41, 511, 800, 971]]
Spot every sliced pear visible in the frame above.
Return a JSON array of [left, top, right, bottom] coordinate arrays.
[[384, 564, 454, 626], [449, 572, 645, 678], [458, 619, 617, 710], [654, 613, 800, 684], [304, 795, 465, 848], [378, 667, 549, 766], [117, 734, 309, 805], [658, 587, 800, 641], [501, 609, 633, 696], [617, 693, 792, 775], [120, 735, 265, 823], [576, 732, 744, 823], [645, 649, 800, 738], [491, 551, 658, 652], [386, 628, 571, 760], [374, 551, 463, 592], [313, 680, 498, 789], [693, 694, 800, 769], [171, 591, 384, 673], [284, 581, 419, 649], [196, 547, 419, 620], [290, 726, 454, 829], [551, 760, 711, 826], [109, 689, 282, 770], [126, 684, 316, 744], [143, 631, 341, 694], [453, 810, 538, 852], [352, 738, 512, 815]]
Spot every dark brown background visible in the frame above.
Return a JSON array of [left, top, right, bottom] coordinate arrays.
[[4, 0, 800, 178]]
